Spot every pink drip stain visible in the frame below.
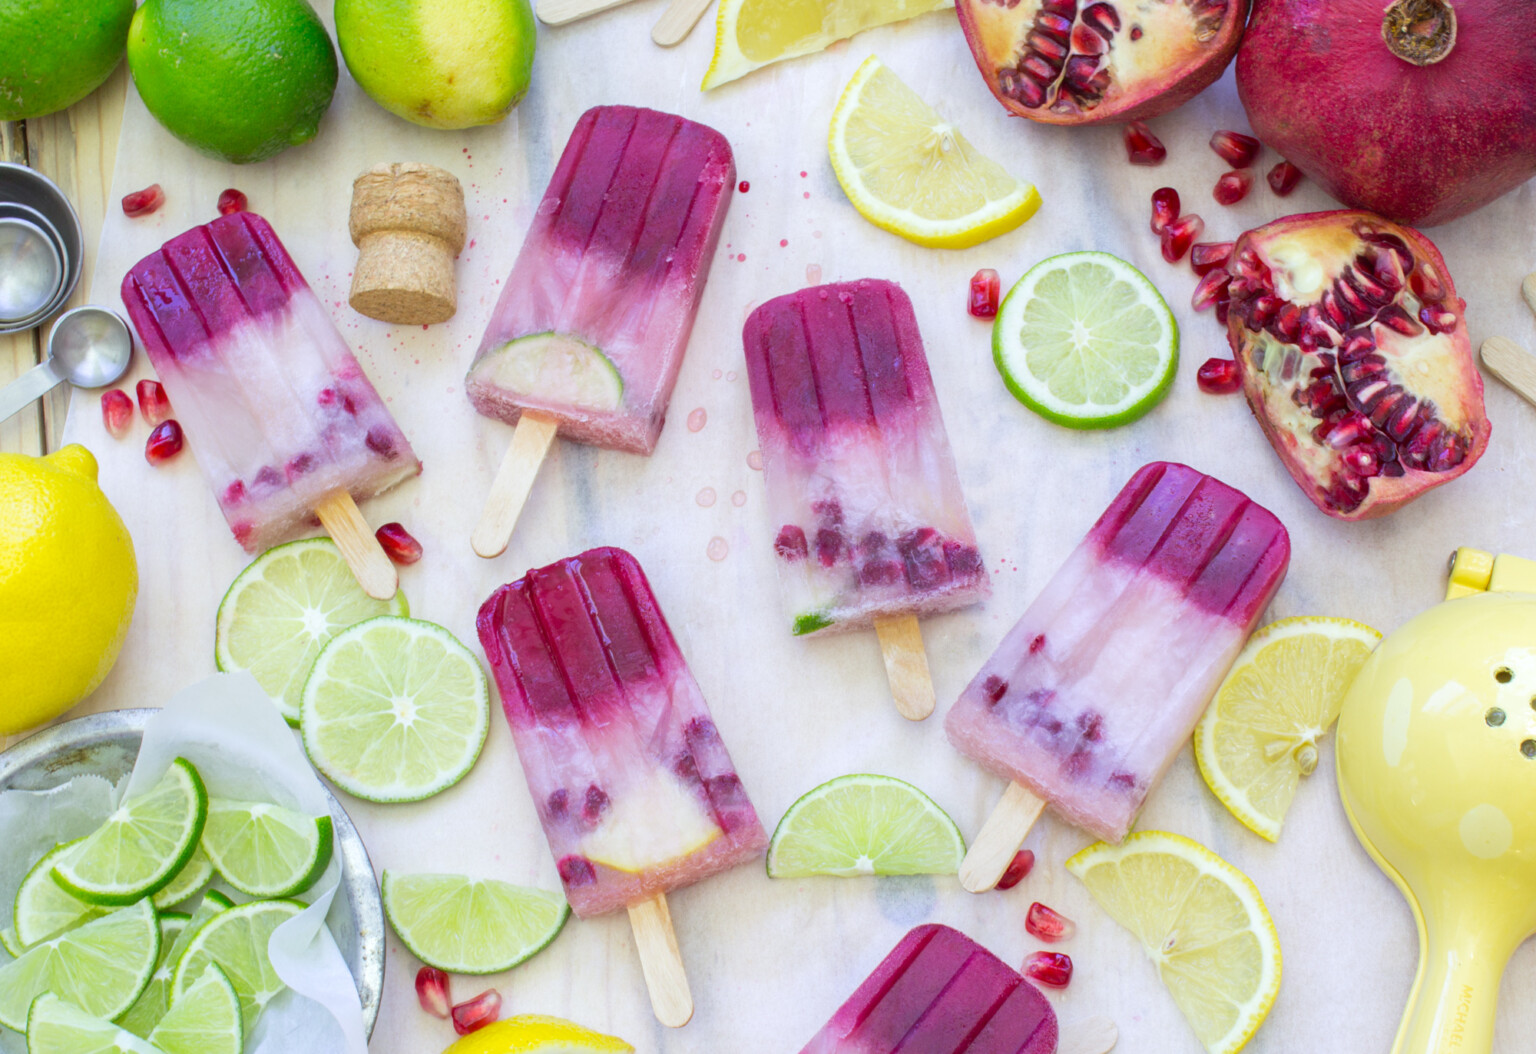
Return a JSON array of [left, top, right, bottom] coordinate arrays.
[[696, 487, 717, 507], [712, 368, 723, 380], [806, 264, 822, 285], [800, 171, 808, 178], [726, 371, 736, 382], [803, 192, 811, 199], [707, 537, 729, 561], [747, 450, 764, 470], [731, 491, 746, 507], [736, 253, 746, 262], [779, 239, 788, 247], [687, 407, 707, 432]]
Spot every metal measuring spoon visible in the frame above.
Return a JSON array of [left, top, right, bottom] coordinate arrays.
[[0, 306, 133, 422]]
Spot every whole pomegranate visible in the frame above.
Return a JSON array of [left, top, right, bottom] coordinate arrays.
[[1222, 211, 1490, 520], [1237, 0, 1536, 226], [956, 0, 1249, 125]]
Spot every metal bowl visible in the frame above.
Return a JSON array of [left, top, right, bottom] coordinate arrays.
[[0, 709, 384, 1037], [0, 164, 84, 335]]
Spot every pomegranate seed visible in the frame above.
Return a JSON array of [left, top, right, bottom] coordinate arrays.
[[737, 180, 749, 193], [451, 989, 501, 1036], [968, 268, 1001, 318], [1209, 130, 1260, 168], [1197, 357, 1242, 394], [1190, 242, 1234, 276], [1149, 187, 1180, 235], [1026, 902, 1077, 942], [1213, 171, 1254, 206], [415, 967, 451, 1019], [1160, 214, 1204, 263], [375, 522, 423, 565], [1191, 269, 1230, 312], [1023, 950, 1073, 988], [101, 390, 133, 438], [995, 850, 1036, 891], [217, 188, 248, 215], [1123, 121, 1166, 165], [121, 184, 165, 218], [136, 378, 172, 425], [145, 420, 184, 465], [1267, 161, 1303, 196]]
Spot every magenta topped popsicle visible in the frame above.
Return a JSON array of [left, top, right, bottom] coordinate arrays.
[[801, 924, 1059, 1054], [121, 212, 420, 555], [948, 462, 1289, 851]]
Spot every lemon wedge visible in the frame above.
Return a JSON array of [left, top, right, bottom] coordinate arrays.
[[1195, 616, 1381, 841], [829, 55, 1040, 249], [1068, 832, 1282, 1054], [442, 1014, 634, 1053]]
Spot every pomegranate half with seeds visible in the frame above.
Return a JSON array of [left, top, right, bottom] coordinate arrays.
[[1224, 211, 1489, 520], [956, 0, 1250, 125]]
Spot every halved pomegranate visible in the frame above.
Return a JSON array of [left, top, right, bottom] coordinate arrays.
[[1225, 211, 1490, 520], [957, 0, 1250, 125]]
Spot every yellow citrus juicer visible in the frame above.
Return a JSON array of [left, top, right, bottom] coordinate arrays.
[[1336, 547, 1536, 1054]]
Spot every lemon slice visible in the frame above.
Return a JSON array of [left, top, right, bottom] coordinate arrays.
[[703, 0, 953, 90], [1068, 832, 1281, 1054], [1195, 616, 1381, 842], [766, 773, 964, 878], [581, 772, 722, 873], [829, 55, 1040, 249], [442, 1015, 633, 1054]]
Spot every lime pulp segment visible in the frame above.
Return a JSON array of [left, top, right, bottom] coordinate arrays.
[[766, 774, 965, 878], [381, 871, 570, 975]]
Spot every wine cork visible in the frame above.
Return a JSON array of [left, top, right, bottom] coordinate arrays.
[[348, 163, 466, 326]]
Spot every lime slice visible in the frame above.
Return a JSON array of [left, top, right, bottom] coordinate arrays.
[[200, 798, 333, 899], [54, 759, 208, 906], [26, 994, 163, 1054], [766, 774, 965, 878], [994, 251, 1178, 429], [151, 848, 213, 911], [116, 912, 190, 1038], [0, 899, 160, 1031], [381, 872, 569, 975], [300, 616, 490, 803], [0, 927, 22, 957], [14, 840, 107, 946], [1068, 831, 1282, 1054], [467, 333, 623, 413], [215, 538, 410, 725], [442, 1015, 634, 1054], [581, 771, 721, 873], [1195, 617, 1382, 841], [150, 962, 242, 1054], [829, 55, 1040, 249], [160, 892, 234, 984], [171, 899, 303, 1026]]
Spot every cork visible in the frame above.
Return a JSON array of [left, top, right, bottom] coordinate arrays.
[[348, 163, 467, 326]]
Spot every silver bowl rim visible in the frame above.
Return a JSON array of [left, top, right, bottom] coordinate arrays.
[[0, 708, 384, 1038], [0, 163, 85, 335]]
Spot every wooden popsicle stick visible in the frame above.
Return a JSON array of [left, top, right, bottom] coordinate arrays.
[[652, 0, 715, 45], [958, 781, 1047, 893], [1521, 273, 1536, 318], [536, 0, 643, 25], [1059, 1016, 1119, 1054], [472, 412, 560, 559], [315, 490, 398, 600], [627, 893, 694, 1028], [873, 614, 935, 721], [1480, 336, 1536, 407]]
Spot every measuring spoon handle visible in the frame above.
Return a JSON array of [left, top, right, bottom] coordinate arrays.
[[0, 358, 65, 423]]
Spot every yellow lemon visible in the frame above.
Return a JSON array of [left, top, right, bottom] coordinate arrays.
[[441, 1015, 633, 1054], [0, 445, 137, 735]]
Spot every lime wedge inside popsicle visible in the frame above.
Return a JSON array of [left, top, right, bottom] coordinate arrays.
[[581, 772, 721, 873], [470, 333, 623, 412]]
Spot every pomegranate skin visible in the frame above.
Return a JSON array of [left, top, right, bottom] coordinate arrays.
[[1237, 0, 1536, 227]]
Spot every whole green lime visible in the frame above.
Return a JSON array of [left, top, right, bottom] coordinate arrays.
[[127, 0, 338, 164], [335, 0, 535, 130], [0, 0, 135, 120]]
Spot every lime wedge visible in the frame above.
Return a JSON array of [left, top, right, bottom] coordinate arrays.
[[150, 962, 242, 1054], [994, 251, 1178, 429], [53, 759, 208, 906], [381, 872, 569, 975], [26, 993, 163, 1054], [200, 799, 333, 899], [0, 927, 22, 957], [766, 774, 965, 878], [300, 616, 490, 803], [151, 848, 213, 911], [581, 770, 722, 873], [14, 839, 106, 946], [0, 899, 160, 1031], [215, 538, 410, 725], [468, 333, 623, 412], [116, 912, 190, 1038], [171, 899, 303, 1027]]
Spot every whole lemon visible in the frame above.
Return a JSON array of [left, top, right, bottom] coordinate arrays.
[[335, 0, 536, 130], [0, 0, 136, 120], [0, 446, 137, 735]]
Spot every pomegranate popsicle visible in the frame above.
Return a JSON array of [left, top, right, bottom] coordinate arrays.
[[743, 279, 988, 720], [948, 462, 1289, 888], [121, 211, 419, 597], [477, 546, 767, 1026], [466, 105, 734, 556]]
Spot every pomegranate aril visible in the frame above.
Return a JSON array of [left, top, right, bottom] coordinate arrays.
[[1344, 446, 1381, 477], [217, 188, 248, 215], [376, 522, 423, 565], [145, 420, 184, 465], [451, 989, 501, 1036], [1197, 357, 1241, 394], [1191, 269, 1230, 312], [136, 378, 172, 425], [1035, 11, 1073, 37], [1149, 187, 1180, 235], [1023, 950, 1073, 988], [1189, 241, 1233, 276], [1266, 161, 1302, 196], [415, 967, 452, 1019], [101, 390, 133, 438], [1419, 304, 1458, 333], [121, 184, 165, 218], [1411, 263, 1446, 302], [1209, 129, 1260, 168], [1213, 170, 1253, 205], [995, 850, 1036, 891], [1069, 23, 1107, 55], [1026, 902, 1077, 942], [1081, 1, 1121, 37], [1124, 121, 1166, 166], [1160, 214, 1203, 263], [969, 268, 1001, 318]]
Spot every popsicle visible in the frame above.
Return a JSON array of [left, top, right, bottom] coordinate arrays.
[[121, 211, 419, 598], [466, 105, 734, 557], [477, 546, 768, 1027], [743, 279, 988, 720], [947, 462, 1289, 891]]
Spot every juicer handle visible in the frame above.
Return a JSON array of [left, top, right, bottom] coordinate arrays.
[[1392, 925, 1515, 1054]]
